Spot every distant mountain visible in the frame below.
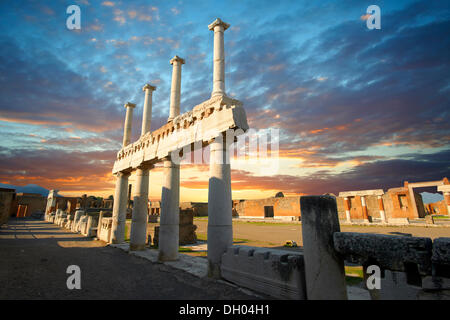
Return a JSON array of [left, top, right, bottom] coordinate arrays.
[[0, 183, 51, 197], [421, 192, 444, 204]]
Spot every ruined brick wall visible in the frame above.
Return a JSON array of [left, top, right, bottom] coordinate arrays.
[[15, 194, 46, 216], [0, 189, 15, 225], [336, 195, 382, 220], [427, 200, 448, 215], [384, 188, 419, 219], [235, 197, 301, 219]]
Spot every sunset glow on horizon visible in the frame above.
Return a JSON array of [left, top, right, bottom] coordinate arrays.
[[0, 0, 449, 200]]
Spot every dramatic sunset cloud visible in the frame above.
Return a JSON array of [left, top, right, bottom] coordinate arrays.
[[0, 0, 449, 200]]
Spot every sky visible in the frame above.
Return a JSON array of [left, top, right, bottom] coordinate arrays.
[[0, 0, 449, 201]]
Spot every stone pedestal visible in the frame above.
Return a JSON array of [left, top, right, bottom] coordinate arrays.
[[301, 196, 347, 300], [111, 172, 130, 244], [158, 159, 180, 261], [130, 166, 150, 251], [207, 137, 232, 278]]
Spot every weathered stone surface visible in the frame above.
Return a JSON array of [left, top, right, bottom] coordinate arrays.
[[98, 217, 113, 243], [432, 238, 450, 265], [112, 95, 248, 174], [221, 245, 306, 299], [301, 196, 347, 300], [388, 217, 410, 225], [333, 232, 433, 275]]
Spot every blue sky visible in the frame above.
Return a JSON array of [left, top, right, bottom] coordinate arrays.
[[0, 0, 449, 198]]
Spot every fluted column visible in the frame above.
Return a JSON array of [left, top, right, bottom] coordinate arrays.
[[208, 18, 230, 97], [129, 165, 151, 251], [168, 56, 185, 122], [207, 135, 232, 278], [122, 102, 136, 146], [110, 171, 130, 243], [141, 84, 156, 135], [158, 159, 180, 261]]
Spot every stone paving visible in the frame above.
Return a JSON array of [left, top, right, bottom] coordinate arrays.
[[0, 218, 258, 300]]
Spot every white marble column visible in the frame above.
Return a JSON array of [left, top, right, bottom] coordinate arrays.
[[141, 84, 156, 135], [122, 102, 136, 146], [110, 171, 130, 243], [129, 165, 151, 251], [168, 56, 185, 122], [158, 159, 180, 261], [207, 135, 233, 278], [208, 18, 230, 97], [158, 56, 184, 261]]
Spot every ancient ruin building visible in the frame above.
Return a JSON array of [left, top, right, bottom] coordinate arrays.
[[234, 194, 301, 221], [336, 177, 449, 222], [0, 188, 16, 225]]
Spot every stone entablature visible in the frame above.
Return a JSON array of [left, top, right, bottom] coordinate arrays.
[[339, 189, 384, 197], [112, 95, 247, 174]]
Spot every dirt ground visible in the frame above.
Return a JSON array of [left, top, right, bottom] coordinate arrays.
[[192, 218, 450, 249]]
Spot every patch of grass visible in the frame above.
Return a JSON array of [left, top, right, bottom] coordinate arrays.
[[124, 224, 130, 242], [345, 265, 364, 278], [432, 215, 450, 220], [179, 247, 194, 252], [234, 220, 299, 227], [345, 265, 364, 286], [196, 233, 207, 241]]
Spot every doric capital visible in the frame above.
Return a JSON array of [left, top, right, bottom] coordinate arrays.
[[116, 171, 131, 178], [142, 84, 157, 92], [208, 18, 230, 31], [124, 102, 136, 109], [170, 55, 185, 65]]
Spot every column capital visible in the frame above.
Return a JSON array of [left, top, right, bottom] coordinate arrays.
[[124, 102, 136, 109], [170, 55, 185, 65], [208, 18, 230, 31], [143, 84, 157, 92], [136, 163, 154, 170], [115, 171, 131, 178]]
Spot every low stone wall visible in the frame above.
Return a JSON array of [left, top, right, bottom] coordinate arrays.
[[221, 245, 307, 299], [334, 232, 450, 299]]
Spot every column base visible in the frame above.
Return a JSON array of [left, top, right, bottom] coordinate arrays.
[[158, 224, 179, 262], [208, 261, 222, 279], [158, 251, 179, 262], [110, 239, 125, 245], [129, 243, 146, 251]]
